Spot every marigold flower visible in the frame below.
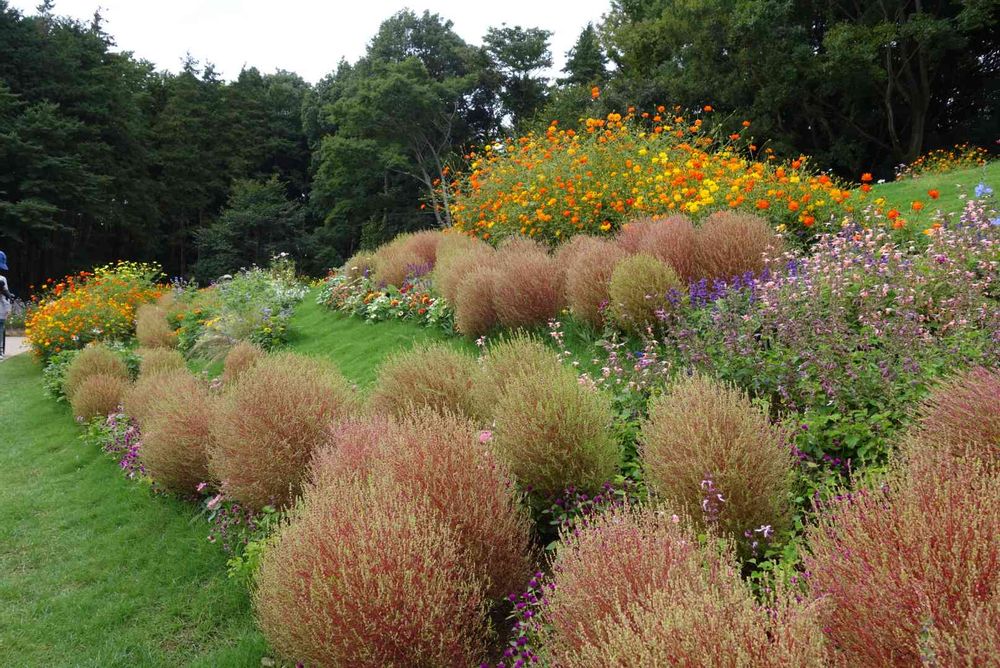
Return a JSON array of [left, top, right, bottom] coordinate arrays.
[[860, 173, 873, 183], [928, 189, 940, 199]]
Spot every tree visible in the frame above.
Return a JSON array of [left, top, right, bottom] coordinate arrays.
[[484, 24, 553, 127], [560, 23, 608, 86]]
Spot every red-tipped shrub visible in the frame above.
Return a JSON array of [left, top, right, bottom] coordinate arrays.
[[135, 304, 177, 348], [544, 505, 827, 667], [373, 231, 443, 287], [492, 247, 565, 330], [922, 598, 1000, 667], [311, 415, 396, 487], [565, 238, 628, 328], [341, 250, 376, 281], [624, 215, 699, 281], [454, 266, 501, 338], [640, 373, 793, 544], [71, 373, 128, 421], [492, 361, 617, 496], [138, 347, 186, 377], [695, 211, 783, 280], [910, 366, 1000, 467], [63, 344, 130, 401], [553, 234, 602, 282], [369, 343, 482, 420], [254, 477, 488, 666], [607, 253, 683, 332], [435, 232, 489, 266], [379, 409, 534, 601], [803, 459, 1000, 666], [433, 244, 495, 304], [140, 373, 214, 494], [209, 353, 357, 509], [474, 333, 563, 419], [123, 367, 190, 427], [220, 340, 264, 386]]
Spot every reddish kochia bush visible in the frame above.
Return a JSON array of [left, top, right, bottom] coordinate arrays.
[[545, 505, 827, 667], [492, 247, 565, 329], [607, 253, 683, 332], [491, 361, 618, 497], [137, 347, 186, 377], [803, 458, 1000, 666], [209, 353, 357, 510], [373, 230, 443, 287], [139, 372, 214, 494], [454, 266, 501, 338], [369, 342, 482, 420], [618, 215, 699, 281], [254, 477, 488, 666], [311, 415, 395, 487], [135, 304, 177, 348], [342, 250, 376, 282], [640, 373, 794, 544], [124, 367, 189, 427], [63, 343, 129, 401], [910, 366, 1000, 467], [220, 340, 264, 386], [433, 243, 495, 304], [553, 234, 602, 284], [695, 211, 783, 280], [564, 238, 628, 328], [71, 373, 129, 421]]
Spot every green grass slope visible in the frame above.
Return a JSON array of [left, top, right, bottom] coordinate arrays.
[[871, 161, 998, 219], [0, 354, 266, 667]]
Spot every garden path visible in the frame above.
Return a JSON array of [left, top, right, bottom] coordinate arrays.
[[4, 336, 27, 357]]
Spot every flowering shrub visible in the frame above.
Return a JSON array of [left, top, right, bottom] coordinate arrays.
[[448, 108, 857, 244], [895, 143, 990, 180], [543, 504, 827, 666], [70, 373, 129, 421], [491, 360, 618, 497], [254, 476, 489, 666], [209, 352, 357, 510], [26, 261, 164, 359], [607, 254, 683, 332], [803, 459, 1000, 666], [640, 373, 794, 547], [138, 371, 214, 494], [370, 342, 482, 420]]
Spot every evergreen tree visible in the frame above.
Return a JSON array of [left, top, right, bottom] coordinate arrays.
[[560, 23, 607, 86]]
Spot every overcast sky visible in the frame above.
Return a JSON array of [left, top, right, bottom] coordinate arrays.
[[10, 0, 613, 82]]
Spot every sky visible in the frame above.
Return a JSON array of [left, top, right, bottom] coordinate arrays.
[[10, 0, 613, 82]]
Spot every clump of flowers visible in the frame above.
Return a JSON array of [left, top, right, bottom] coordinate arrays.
[[318, 271, 453, 331], [81, 411, 145, 479], [26, 261, 164, 359], [895, 144, 990, 180], [447, 107, 858, 244]]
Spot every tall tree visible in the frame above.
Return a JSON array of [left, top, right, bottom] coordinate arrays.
[[560, 23, 608, 86], [484, 24, 553, 127]]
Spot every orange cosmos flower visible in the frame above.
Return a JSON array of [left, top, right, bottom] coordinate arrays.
[[703, 105, 713, 112], [860, 173, 873, 183], [928, 189, 940, 199], [887, 209, 900, 220], [591, 86, 600, 99], [911, 201, 924, 211]]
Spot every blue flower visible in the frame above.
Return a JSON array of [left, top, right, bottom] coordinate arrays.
[[991, 217, 1000, 227], [974, 182, 993, 198]]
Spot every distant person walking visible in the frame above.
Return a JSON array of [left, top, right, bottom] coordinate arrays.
[[0, 251, 13, 360]]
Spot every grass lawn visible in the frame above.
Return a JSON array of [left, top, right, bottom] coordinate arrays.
[[870, 161, 998, 219], [0, 354, 267, 667]]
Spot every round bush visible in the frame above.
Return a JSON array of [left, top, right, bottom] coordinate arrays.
[[803, 459, 1000, 666], [311, 414, 396, 487], [373, 231, 443, 287], [695, 211, 783, 280], [474, 333, 563, 418], [492, 247, 565, 330], [135, 304, 177, 349], [454, 266, 501, 338], [640, 373, 794, 544], [433, 243, 495, 304], [254, 477, 488, 666], [491, 361, 618, 497], [139, 372, 214, 494], [342, 250, 376, 282], [553, 234, 603, 284], [369, 342, 482, 420], [380, 409, 535, 601], [220, 340, 264, 386], [209, 353, 357, 510], [137, 347, 186, 378], [544, 505, 826, 667], [625, 215, 699, 282], [70, 373, 129, 421], [123, 367, 191, 427], [910, 366, 1000, 468], [607, 253, 683, 332], [63, 344, 129, 401], [565, 238, 628, 328]]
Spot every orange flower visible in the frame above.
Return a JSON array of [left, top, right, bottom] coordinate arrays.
[[860, 173, 873, 183], [755, 199, 770, 210], [703, 105, 713, 112], [590, 86, 600, 100], [803, 215, 815, 227], [741, 120, 751, 127], [911, 201, 924, 211], [887, 209, 900, 220], [928, 189, 940, 199]]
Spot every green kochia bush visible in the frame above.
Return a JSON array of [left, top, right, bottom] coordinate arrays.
[[491, 360, 618, 497], [70, 373, 129, 421], [607, 253, 683, 332], [369, 343, 482, 421], [62, 343, 131, 401], [254, 476, 489, 666]]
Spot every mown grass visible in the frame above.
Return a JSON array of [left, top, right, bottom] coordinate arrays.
[[0, 354, 267, 667], [871, 161, 998, 219]]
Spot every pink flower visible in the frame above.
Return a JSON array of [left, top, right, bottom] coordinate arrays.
[[206, 494, 224, 511], [195, 481, 208, 493], [478, 430, 493, 444]]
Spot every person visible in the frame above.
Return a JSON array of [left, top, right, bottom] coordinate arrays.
[[0, 251, 13, 360]]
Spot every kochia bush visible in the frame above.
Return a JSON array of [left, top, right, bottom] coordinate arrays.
[[209, 353, 357, 510], [564, 237, 627, 328], [70, 373, 129, 421], [618, 215, 699, 281], [137, 347, 186, 377], [254, 477, 488, 666], [62, 343, 130, 401], [607, 253, 683, 332], [695, 211, 783, 280], [910, 366, 1000, 468], [220, 341, 264, 386], [370, 343, 482, 421], [454, 266, 501, 338], [135, 304, 177, 349], [492, 246, 565, 330]]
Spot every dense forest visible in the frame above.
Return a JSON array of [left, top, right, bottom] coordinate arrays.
[[1, 0, 997, 289]]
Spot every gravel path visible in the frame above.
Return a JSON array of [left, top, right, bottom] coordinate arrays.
[[3, 335, 28, 358]]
